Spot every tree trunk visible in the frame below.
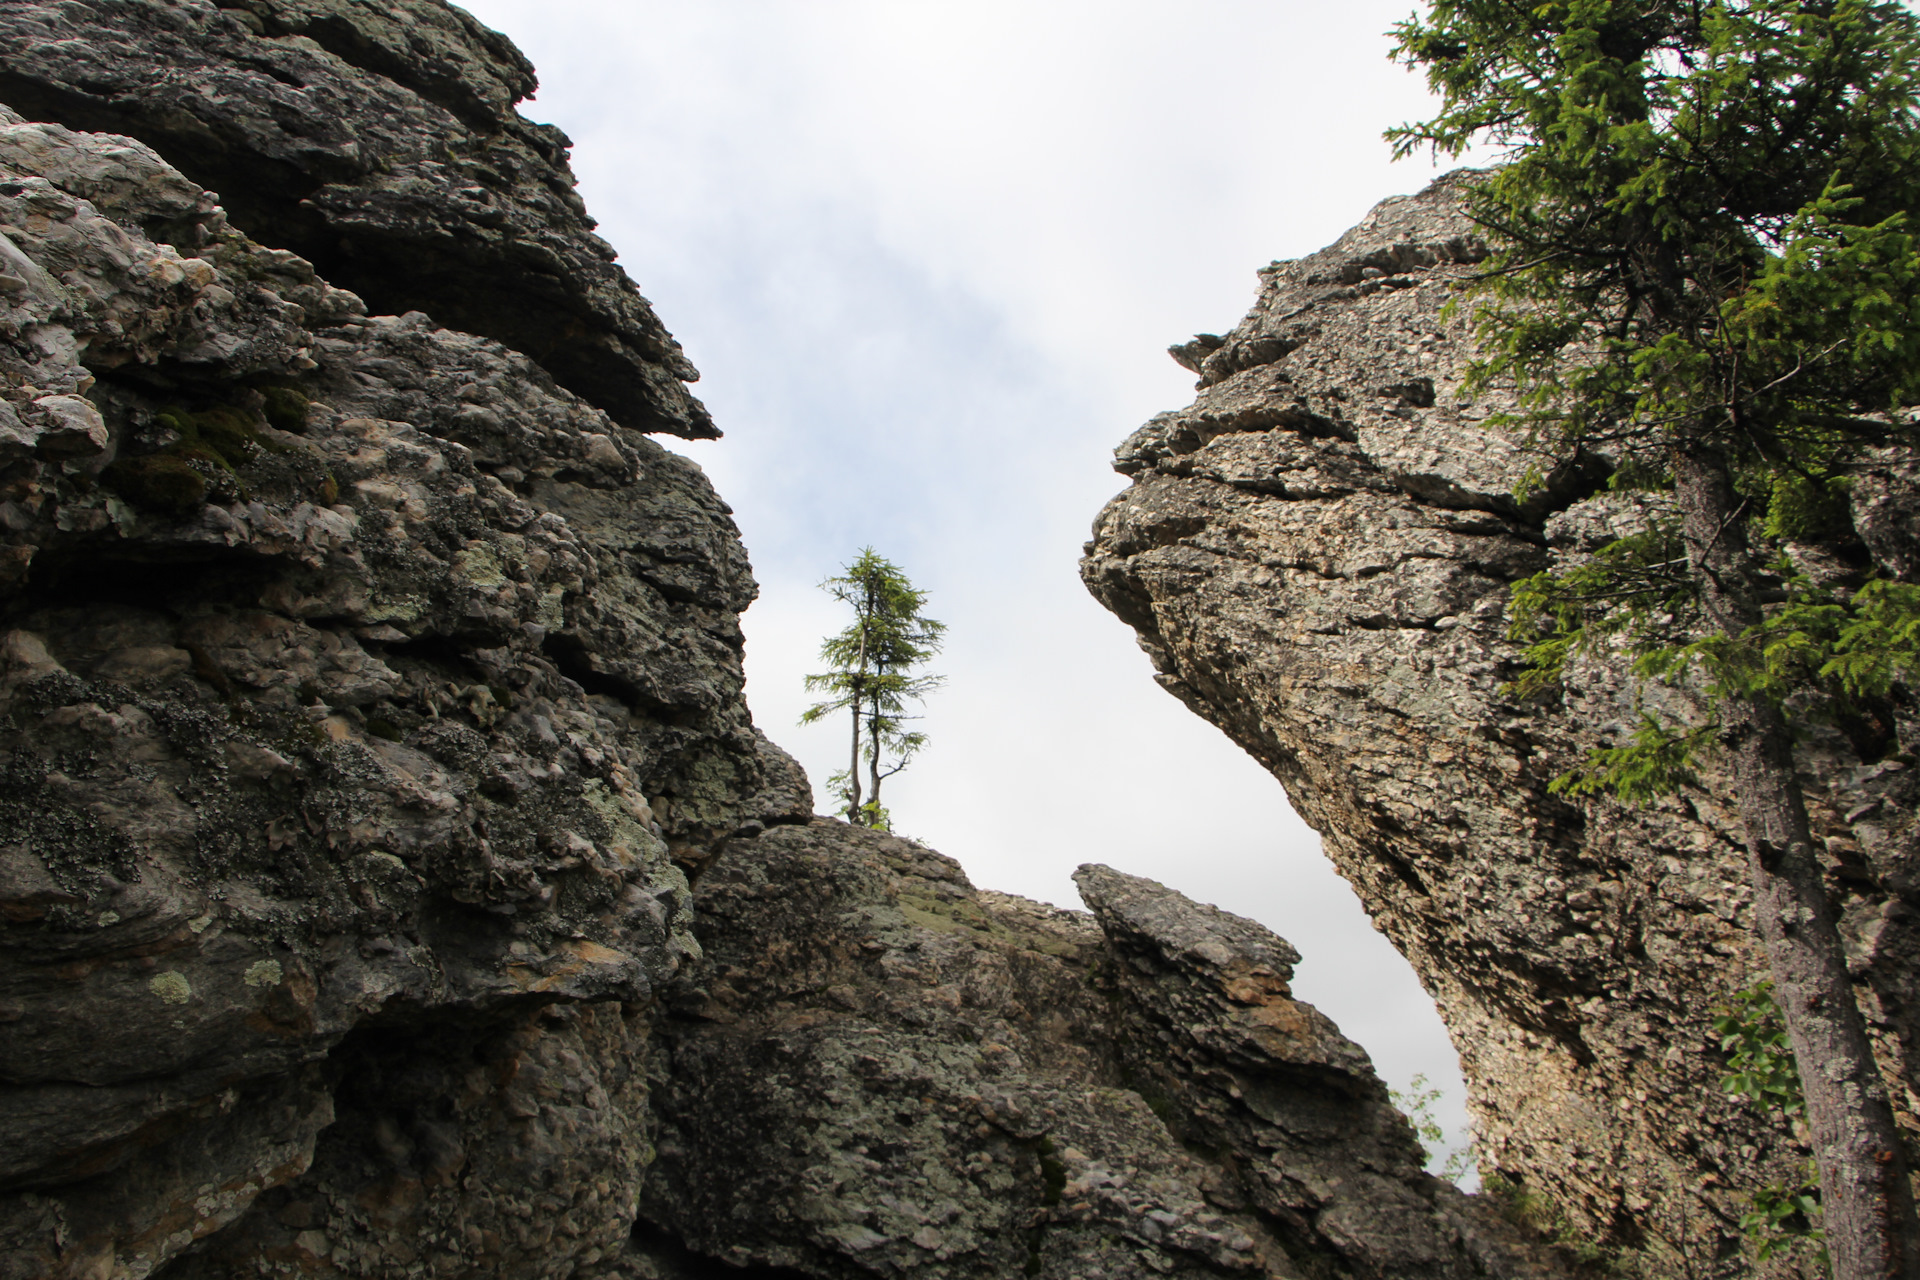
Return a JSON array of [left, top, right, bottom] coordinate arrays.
[[868, 694, 883, 819], [1673, 448, 1920, 1279], [845, 697, 863, 824], [846, 590, 872, 824]]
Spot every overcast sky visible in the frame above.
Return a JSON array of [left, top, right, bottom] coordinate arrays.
[[456, 0, 1482, 1169]]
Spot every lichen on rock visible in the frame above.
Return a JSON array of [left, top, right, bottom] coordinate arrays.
[[1084, 171, 1920, 1273], [0, 82, 789, 1280]]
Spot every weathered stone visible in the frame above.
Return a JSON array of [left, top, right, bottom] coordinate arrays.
[[0, 90, 779, 1280], [0, 8, 1639, 1279], [0, 0, 713, 438], [639, 819, 1561, 1280], [1084, 171, 1920, 1275], [167, 1003, 654, 1280]]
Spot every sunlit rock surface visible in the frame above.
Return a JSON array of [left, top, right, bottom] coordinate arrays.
[[1084, 172, 1920, 1273]]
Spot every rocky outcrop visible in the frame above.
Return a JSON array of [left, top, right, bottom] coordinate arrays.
[[0, 0, 713, 438], [0, 8, 1577, 1280], [639, 819, 1559, 1280], [1083, 172, 1920, 1273], [0, 101, 794, 1280]]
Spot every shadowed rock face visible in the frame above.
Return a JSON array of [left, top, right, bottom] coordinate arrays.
[[0, 103, 801, 1280], [1084, 172, 1920, 1274], [0, 0, 714, 438]]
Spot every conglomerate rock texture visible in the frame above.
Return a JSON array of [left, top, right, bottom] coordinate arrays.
[[1083, 171, 1920, 1275], [0, 96, 797, 1280], [0, 9, 1576, 1280]]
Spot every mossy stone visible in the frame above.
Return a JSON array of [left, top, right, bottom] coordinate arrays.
[[191, 406, 260, 463], [102, 455, 208, 516], [260, 385, 310, 433]]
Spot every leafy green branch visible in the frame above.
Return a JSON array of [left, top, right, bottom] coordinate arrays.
[[1712, 981, 1828, 1267]]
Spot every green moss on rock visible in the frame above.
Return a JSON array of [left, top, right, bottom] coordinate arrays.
[[102, 454, 208, 516], [259, 385, 310, 433]]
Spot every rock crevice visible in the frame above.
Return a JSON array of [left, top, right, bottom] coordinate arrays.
[[0, 8, 1621, 1279]]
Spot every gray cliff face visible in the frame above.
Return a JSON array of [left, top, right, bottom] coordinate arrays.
[[1084, 172, 1920, 1272], [0, 0, 713, 439], [0, 97, 795, 1280], [0, 8, 1578, 1280]]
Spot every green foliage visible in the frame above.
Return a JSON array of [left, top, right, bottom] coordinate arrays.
[[1505, 527, 1695, 690], [1548, 715, 1710, 800], [1764, 575, 1920, 703], [1511, 552, 1920, 793], [1395, 0, 1920, 798], [823, 774, 901, 830], [801, 549, 945, 825], [1761, 468, 1853, 544], [1743, 1171, 1828, 1265], [1713, 981, 1804, 1116], [1713, 982, 1828, 1265], [1390, 1073, 1479, 1186], [825, 786, 893, 833]]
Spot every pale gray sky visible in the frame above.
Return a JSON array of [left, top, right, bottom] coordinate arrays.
[[457, 0, 1481, 1168]]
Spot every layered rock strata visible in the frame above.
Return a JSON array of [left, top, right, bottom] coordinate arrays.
[[1083, 171, 1920, 1273], [0, 0, 713, 438]]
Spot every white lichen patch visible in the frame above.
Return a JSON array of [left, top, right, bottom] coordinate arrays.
[[536, 585, 566, 630], [150, 970, 192, 1005]]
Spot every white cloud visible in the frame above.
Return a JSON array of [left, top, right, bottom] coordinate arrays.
[[462, 0, 1480, 1168]]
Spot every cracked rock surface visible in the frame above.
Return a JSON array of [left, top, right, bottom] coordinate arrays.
[[0, 98, 797, 1280], [638, 819, 1561, 1280], [1084, 171, 1920, 1274], [0, 0, 713, 438]]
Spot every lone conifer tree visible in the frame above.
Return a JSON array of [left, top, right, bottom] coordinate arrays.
[[1391, 2, 1920, 1273], [800, 550, 945, 828]]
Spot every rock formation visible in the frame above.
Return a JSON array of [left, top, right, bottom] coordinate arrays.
[[0, 91, 796, 1280], [639, 822, 1553, 1280], [1084, 171, 1920, 1274], [0, 6, 1571, 1280], [0, 0, 713, 438]]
